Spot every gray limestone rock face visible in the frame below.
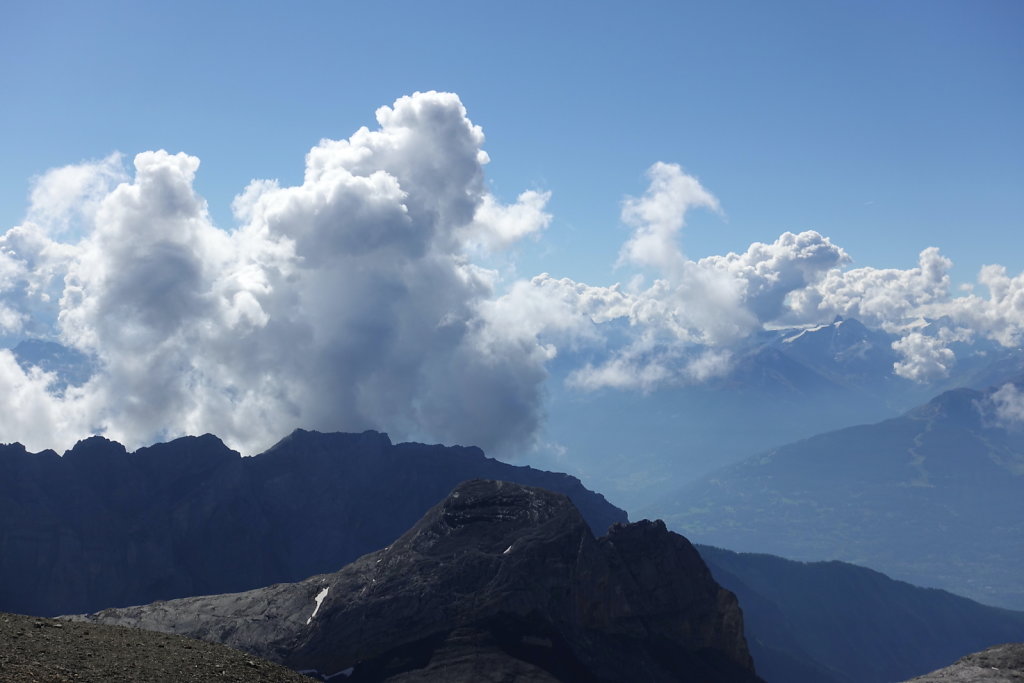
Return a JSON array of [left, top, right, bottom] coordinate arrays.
[[75, 479, 762, 682]]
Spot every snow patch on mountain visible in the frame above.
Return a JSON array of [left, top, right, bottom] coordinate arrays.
[[306, 586, 329, 625]]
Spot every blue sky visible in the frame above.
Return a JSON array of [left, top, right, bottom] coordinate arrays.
[[3, 1, 1021, 284], [0, 1, 1022, 475]]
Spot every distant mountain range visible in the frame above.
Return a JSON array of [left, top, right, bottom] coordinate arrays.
[[760, 316, 1017, 396], [654, 381, 1024, 610], [0, 429, 625, 617], [533, 317, 1024, 510], [74, 480, 763, 683]]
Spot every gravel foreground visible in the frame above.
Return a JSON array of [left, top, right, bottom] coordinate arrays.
[[0, 611, 311, 682]]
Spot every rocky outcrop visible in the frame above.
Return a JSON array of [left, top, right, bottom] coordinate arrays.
[[76, 480, 762, 682], [0, 430, 626, 617], [0, 611, 310, 683], [903, 643, 1024, 682]]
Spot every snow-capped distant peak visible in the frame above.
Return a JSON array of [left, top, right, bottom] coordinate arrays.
[[782, 322, 834, 344]]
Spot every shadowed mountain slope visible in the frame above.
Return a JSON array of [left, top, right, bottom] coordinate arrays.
[[76, 480, 763, 683], [655, 382, 1024, 609], [698, 546, 1024, 683], [0, 429, 626, 617]]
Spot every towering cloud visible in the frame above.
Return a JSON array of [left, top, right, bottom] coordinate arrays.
[[617, 162, 720, 274], [1, 91, 1022, 454], [0, 92, 551, 454]]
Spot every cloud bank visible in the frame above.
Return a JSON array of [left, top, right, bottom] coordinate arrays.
[[1, 91, 1022, 453], [489, 168, 1023, 390]]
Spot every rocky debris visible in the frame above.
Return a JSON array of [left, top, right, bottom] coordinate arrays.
[[0, 611, 310, 683], [0, 429, 626, 617], [904, 643, 1024, 682], [77, 480, 762, 682]]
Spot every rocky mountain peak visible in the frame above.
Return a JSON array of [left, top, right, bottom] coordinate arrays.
[[405, 479, 585, 553], [264, 428, 394, 456], [79, 479, 762, 682], [904, 386, 991, 429], [64, 434, 128, 460]]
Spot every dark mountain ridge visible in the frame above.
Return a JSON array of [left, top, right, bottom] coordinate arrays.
[[75, 480, 763, 683], [0, 429, 626, 617]]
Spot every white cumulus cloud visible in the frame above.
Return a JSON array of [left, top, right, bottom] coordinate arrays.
[[892, 330, 958, 382], [27, 153, 128, 240], [0, 92, 554, 455], [814, 247, 953, 328], [618, 162, 720, 274], [990, 382, 1024, 426]]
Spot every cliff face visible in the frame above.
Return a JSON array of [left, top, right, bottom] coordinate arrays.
[[77, 480, 761, 683], [0, 430, 626, 617]]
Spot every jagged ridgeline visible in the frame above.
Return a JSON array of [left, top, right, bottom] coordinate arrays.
[[0, 429, 626, 617]]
